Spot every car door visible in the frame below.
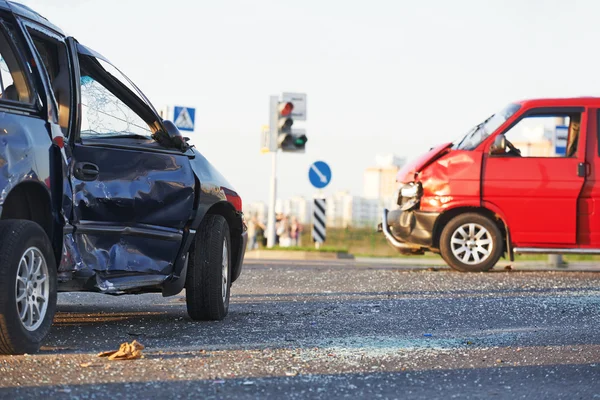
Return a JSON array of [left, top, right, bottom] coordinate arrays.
[[66, 39, 196, 278], [482, 107, 587, 246]]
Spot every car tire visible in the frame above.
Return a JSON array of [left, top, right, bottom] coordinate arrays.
[[185, 214, 231, 321], [0, 220, 57, 355], [440, 213, 503, 272]]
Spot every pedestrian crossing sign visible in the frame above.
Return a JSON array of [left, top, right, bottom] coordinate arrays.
[[173, 106, 196, 132]]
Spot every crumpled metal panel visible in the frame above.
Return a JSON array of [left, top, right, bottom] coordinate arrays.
[[94, 274, 168, 293], [73, 232, 180, 275], [65, 143, 195, 290], [59, 233, 84, 273], [0, 113, 52, 208], [71, 144, 195, 229], [419, 150, 482, 212]]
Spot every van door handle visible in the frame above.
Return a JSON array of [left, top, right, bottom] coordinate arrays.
[[74, 162, 99, 181], [577, 162, 588, 178]]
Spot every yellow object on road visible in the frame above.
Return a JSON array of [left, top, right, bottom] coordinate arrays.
[[97, 340, 145, 360]]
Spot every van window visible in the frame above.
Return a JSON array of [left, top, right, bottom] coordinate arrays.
[[79, 61, 152, 139], [0, 22, 32, 104], [498, 113, 581, 158], [28, 30, 71, 135]]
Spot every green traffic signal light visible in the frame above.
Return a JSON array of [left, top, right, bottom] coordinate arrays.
[[294, 135, 307, 146]]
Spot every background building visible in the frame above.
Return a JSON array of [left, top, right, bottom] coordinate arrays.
[[276, 196, 309, 224], [250, 154, 406, 230], [322, 191, 379, 228], [363, 154, 405, 209]]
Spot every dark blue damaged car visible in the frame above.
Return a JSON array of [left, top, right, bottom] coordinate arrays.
[[0, 2, 247, 354]]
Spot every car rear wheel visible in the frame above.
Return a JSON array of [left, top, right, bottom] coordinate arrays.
[[0, 220, 57, 354], [185, 214, 231, 321], [440, 213, 503, 272]]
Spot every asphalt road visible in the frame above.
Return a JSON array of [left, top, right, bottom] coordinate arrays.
[[1, 259, 599, 399]]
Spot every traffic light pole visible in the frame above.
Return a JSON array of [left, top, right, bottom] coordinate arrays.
[[266, 96, 279, 248], [266, 151, 278, 248], [265, 93, 306, 248]]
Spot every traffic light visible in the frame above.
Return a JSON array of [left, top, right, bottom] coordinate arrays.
[[277, 101, 307, 152]]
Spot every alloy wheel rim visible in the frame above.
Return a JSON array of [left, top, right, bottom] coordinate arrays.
[[15, 247, 49, 332], [222, 238, 229, 303], [450, 223, 493, 265]]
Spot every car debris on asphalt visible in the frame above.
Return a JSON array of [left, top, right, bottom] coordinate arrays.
[[97, 340, 145, 361]]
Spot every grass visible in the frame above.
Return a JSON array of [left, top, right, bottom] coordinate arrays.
[[257, 246, 348, 253], [251, 227, 600, 262]]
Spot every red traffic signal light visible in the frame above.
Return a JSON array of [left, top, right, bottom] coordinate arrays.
[[278, 102, 294, 117], [277, 101, 294, 132]]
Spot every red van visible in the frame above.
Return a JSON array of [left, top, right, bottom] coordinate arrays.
[[381, 97, 600, 272]]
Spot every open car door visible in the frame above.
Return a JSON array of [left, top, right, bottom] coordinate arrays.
[[65, 38, 196, 291]]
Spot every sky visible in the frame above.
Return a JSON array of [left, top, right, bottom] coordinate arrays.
[[18, 0, 600, 204]]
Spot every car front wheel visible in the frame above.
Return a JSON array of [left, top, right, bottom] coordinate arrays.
[[439, 213, 503, 272], [185, 214, 231, 321], [0, 220, 57, 354]]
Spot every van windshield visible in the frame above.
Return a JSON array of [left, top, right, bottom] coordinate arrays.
[[453, 103, 521, 150]]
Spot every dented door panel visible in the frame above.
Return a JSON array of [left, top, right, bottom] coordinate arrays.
[[71, 144, 195, 228], [67, 142, 195, 287]]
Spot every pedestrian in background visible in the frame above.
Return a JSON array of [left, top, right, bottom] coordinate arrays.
[[290, 216, 303, 247], [275, 213, 283, 245], [277, 215, 291, 247], [247, 215, 259, 250], [256, 217, 266, 247]]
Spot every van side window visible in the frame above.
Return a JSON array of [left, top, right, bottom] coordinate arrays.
[[499, 113, 581, 158], [79, 59, 153, 139], [27, 29, 71, 136], [0, 22, 32, 104]]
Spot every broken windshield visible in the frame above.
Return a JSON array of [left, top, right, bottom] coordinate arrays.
[[453, 103, 521, 150]]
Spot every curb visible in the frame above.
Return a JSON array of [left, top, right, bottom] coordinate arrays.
[[245, 250, 355, 260]]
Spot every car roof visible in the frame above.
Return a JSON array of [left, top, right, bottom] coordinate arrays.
[[515, 97, 600, 108], [2, 3, 110, 64], [3, 1, 65, 36]]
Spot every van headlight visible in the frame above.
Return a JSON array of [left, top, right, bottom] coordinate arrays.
[[401, 183, 420, 198], [398, 182, 422, 211]]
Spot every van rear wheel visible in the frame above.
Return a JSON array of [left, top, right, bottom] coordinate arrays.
[[440, 213, 503, 272]]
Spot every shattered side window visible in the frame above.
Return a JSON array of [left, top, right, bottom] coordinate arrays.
[[79, 72, 152, 138]]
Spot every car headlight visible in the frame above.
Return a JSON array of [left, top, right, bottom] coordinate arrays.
[[400, 183, 420, 198], [398, 182, 422, 211]]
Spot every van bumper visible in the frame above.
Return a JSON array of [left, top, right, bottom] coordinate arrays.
[[232, 229, 247, 283], [379, 208, 440, 254]]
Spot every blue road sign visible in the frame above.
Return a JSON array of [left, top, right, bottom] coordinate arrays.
[[554, 125, 568, 156], [309, 161, 332, 189], [173, 106, 196, 132]]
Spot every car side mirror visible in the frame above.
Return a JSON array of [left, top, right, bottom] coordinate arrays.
[[490, 134, 506, 155], [153, 120, 190, 151]]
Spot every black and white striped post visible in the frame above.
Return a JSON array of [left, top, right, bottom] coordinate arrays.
[[312, 197, 326, 249]]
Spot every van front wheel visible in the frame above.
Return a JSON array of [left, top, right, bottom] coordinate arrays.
[[0, 220, 57, 354], [440, 213, 503, 272]]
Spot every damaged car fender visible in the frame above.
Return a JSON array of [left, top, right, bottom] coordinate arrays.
[[189, 149, 246, 282]]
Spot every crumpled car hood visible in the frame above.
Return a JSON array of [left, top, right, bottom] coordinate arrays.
[[396, 142, 453, 183]]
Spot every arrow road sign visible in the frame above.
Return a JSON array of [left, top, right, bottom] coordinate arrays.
[[308, 161, 331, 189]]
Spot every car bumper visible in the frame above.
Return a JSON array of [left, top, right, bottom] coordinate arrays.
[[231, 229, 247, 283], [379, 208, 440, 254]]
